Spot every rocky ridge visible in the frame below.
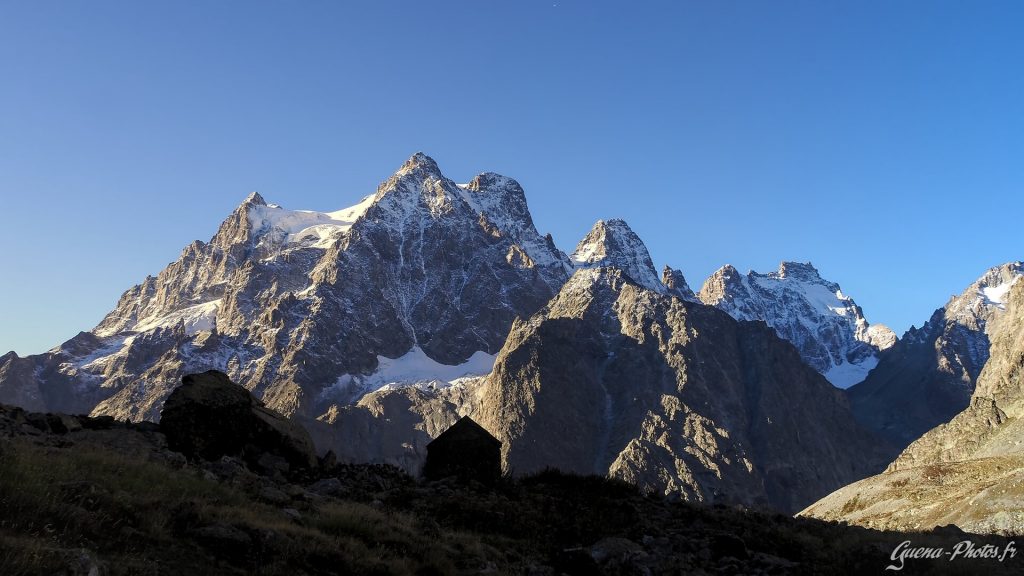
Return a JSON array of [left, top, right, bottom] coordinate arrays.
[[474, 266, 887, 513], [698, 262, 896, 389], [801, 277, 1024, 534], [311, 264, 890, 514], [847, 262, 1024, 449]]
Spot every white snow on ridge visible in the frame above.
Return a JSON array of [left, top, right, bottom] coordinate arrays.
[[248, 194, 376, 249], [134, 299, 221, 335], [55, 335, 131, 375], [981, 276, 1020, 308], [706, 262, 896, 389], [750, 275, 852, 318], [570, 240, 603, 267]]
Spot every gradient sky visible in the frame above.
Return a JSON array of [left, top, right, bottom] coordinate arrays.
[[2, 1, 1022, 356]]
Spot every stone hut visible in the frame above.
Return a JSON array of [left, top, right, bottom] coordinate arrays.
[[422, 416, 501, 484]]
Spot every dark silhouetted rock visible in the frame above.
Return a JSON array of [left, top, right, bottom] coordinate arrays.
[[709, 533, 749, 560], [160, 370, 316, 470], [191, 524, 253, 563], [422, 416, 501, 484]]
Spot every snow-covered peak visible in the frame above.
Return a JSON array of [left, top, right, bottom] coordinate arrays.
[[699, 262, 895, 388], [459, 172, 530, 226], [246, 194, 376, 250], [571, 219, 664, 293], [242, 191, 268, 207], [366, 152, 467, 220]]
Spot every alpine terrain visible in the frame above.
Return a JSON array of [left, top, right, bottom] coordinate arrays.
[[698, 262, 897, 388], [0, 153, 888, 515], [0, 153, 570, 421], [847, 262, 1024, 449], [473, 264, 885, 513], [801, 276, 1024, 534]]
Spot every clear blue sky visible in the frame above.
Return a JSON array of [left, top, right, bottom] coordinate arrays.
[[2, 1, 1022, 356]]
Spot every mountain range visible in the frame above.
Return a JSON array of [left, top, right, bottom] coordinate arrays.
[[1, 153, 1019, 521]]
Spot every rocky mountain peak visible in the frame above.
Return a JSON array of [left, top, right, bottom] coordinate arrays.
[[472, 252, 884, 514], [849, 261, 1024, 450], [699, 261, 894, 388], [366, 153, 466, 220], [699, 264, 745, 306], [777, 261, 827, 284], [460, 173, 533, 232], [12, 152, 574, 423], [570, 219, 663, 293], [242, 191, 268, 207], [946, 261, 1024, 322], [398, 152, 441, 175], [661, 266, 697, 302], [805, 278, 1024, 535]]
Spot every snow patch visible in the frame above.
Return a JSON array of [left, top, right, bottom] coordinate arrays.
[[981, 276, 1020, 308], [324, 347, 497, 400], [134, 299, 221, 335], [248, 194, 375, 249], [824, 356, 879, 389], [55, 335, 131, 376]]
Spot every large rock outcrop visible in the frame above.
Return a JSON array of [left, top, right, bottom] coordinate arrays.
[[161, 370, 317, 470], [472, 266, 886, 513]]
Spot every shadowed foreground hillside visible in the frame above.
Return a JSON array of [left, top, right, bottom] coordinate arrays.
[[1, 404, 1020, 575]]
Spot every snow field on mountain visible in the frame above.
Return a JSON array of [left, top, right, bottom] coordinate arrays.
[[324, 346, 497, 396], [247, 194, 376, 248]]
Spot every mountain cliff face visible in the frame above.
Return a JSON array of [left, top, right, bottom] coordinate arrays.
[[847, 262, 1024, 449], [801, 277, 1024, 534], [570, 219, 666, 293], [698, 262, 896, 388], [0, 153, 570, 422], [471, 266, 885, 514]]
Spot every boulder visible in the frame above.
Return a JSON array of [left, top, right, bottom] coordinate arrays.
[[160, 370, 316, 470]]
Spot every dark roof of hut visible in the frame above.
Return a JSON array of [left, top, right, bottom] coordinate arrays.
[[428, 416, 501, 448]]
